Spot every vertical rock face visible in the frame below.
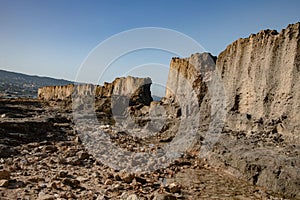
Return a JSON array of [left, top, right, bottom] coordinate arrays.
[[164, 23, 300, 139], [164, 53, 218, 124], [217, 22, 300, 139], [162, 23, 300, 198], [165, 52, 216, 104], [38, 76, 153, 106], [38, 84, 74, 101], [112, 76, 153, 106]]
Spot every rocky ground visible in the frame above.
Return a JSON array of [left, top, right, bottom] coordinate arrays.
[[0, 98, 290, 200]]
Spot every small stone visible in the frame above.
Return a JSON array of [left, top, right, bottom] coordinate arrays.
[[62, 178, 80, 188], [119, 172, 135, 183], [59, 171, 68, 178], [0, 179, 9, 187], [77, 150, 89, 160], [66, 157, 81, 165], [104, 179, 113, 185], [0, 170, 10, 180], [43, 145, 58, 153], [126, 194, 139, 200], [135, 176, 147, 184], [114, 174, 122, 181], [38, 192, 55, 200], [168, 182, 181, 193], [50, 181, 59, 189], [74, 136, 82, 143], [114, 183, 124, 190]]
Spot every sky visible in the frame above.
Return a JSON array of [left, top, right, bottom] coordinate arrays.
[[0, 0, 299, 96]]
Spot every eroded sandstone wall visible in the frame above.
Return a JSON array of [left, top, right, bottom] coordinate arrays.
[[164, 23, 300, 140], [217, 23, 300, 139], [165, 52, 216, 102], [162, 23, 300, 198], [38, 76, 153, 105]]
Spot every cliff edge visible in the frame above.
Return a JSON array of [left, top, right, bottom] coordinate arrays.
[[38, 76, 153, 106], [162, 23, 300, 198], [217, 22, 300, 141]]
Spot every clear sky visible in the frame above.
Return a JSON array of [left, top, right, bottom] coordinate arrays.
[[0, 0, 299, 95]]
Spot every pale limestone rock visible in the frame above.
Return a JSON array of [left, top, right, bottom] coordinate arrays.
[[165, 52, 216, 104], [38, 76, 153, 106], [0, 179, 9, 187], [217, 22, 300, 140]]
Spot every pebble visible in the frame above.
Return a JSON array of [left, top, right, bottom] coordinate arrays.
[[38, 192, 54, 200], [77, 150, 89, 160], [0, 170, 10, 180], [168, 182, 181, 193], [0, 179, 9, 187], [62, 178, 80, 188]]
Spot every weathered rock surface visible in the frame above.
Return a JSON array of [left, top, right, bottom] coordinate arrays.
[[210, 23, 300, 198], [0, 98, 283, 199], [165, 52, 216, 103], [160, 23, 300, 198], [217, 23, 300, 141], [1, 22, 300, 199], [38, 76, 153, 106]]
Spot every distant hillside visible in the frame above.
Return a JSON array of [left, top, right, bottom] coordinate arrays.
[[0, 69, 72, 98]]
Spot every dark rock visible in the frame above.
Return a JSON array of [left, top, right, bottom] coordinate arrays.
[[0, 170, 10, 180], [62, 178, 80, 188], [0, 180, 9, 187], [77, 150, 89, 160]]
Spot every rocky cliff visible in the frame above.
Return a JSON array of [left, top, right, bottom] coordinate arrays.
[[164, 23, 300, 141], [38, 76, 153, 106], [162, 23, 300, 198], [165, 53, 216, 104], [212, 23, 300, 198], [217, 22, 300, 141], [163, 52, 219, 128], [35, 23, 300, 198]]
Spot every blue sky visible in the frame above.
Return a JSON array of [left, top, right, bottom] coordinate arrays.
[[0, 0, 299, 95]]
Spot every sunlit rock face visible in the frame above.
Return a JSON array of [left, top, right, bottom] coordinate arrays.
[[217, 22, 300, 140], [165, 52, 216, 104], [160, 23, 300, 198], [164, 23, 300, 140], [35, 23, 300, 198], [38, 76, 153, 106], [164, 52, 218, 128]]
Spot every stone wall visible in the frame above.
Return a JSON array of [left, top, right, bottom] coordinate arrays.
[[217, 22, 300, 140], [38, 76, 153, 106], [164, 23, 300, 140], [165, 52, 216, 104], [162, 23, 300, 198]]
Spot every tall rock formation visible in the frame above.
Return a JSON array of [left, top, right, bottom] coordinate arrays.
[[165, 53, 216, 104], [163, 23, 300, 198], [164, 52, 219, 125], [217, 22, 300, 140], [164, 23, 300, 141], [38, 76, 153, 106], [212, 23, 300, 198]]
